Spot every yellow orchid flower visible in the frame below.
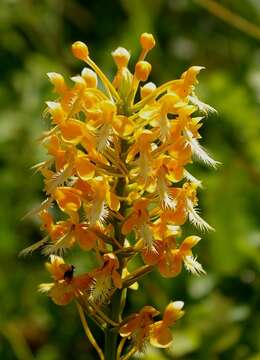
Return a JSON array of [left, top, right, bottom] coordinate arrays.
[[156, 235, 205, 278], [39, 255, 93, 306], [150, 301, 185, 348], [89, 253, 122, 304], [119, 306, 159, 350]]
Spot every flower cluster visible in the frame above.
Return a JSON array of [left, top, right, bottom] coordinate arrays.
[[22, 33, 217, 359]]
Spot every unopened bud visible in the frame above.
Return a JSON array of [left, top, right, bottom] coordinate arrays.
[[81, 68, 98, 88], [112, 47, 130, 68], [135, 61, 152, 81], [141, 81, 156, 98], [72, 41, 89, 61], [140, 33, 156, 51]]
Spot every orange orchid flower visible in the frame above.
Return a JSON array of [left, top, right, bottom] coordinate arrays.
[[139, 93, 185, 141], [170, 66, 205, 99], [119, 306, 159, 350], [87, 99, 134, 152], [84, 177, 120, 226], [89, 253, 122, 304], [122, 198, 157, 253], [39, 207, 100, 255], [54, 186, 82, 215], [39, 255, 93, 306], [157, 235, 205, 278], [150, 301, 185, 348], [126, 129, 159, 187]]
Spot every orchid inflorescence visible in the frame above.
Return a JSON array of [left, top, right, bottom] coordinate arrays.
[[22, 33, 218, 359]]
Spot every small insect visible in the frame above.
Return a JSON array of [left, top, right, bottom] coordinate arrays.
[[63, 265, 75, 281]]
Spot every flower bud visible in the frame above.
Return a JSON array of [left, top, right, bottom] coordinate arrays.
[[113, 67, 133, 98], [141, 81, 156, 98], [72, 41, 89, 61], [112, 47, 130, 68], [140, 33, 156, 51], [135, 61, 152, 81], [81, 68, 98, 88]]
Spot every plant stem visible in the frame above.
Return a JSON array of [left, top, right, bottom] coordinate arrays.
[[116, 337, 127, 359], [104, 288, 123, 359], [123, 265, 153, 288], [77, 302, 104, 360], [120, 346, 137, 360], [104, 137, 128, 360]]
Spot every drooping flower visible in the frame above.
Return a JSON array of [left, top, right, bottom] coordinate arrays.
[[150, 301, 185, 348], [120, 301, 184, 350], [119, 306, 159, 350]]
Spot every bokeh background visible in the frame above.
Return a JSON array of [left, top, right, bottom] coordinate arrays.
[[1, 0, 260, 359]]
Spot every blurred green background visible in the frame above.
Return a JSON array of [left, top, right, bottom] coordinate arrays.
[[1, 0, 260, 359]]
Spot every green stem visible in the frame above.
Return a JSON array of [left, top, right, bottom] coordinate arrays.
[[77, 303, 104, 360], [120, 346, 137, 360], [104, 289, 122, 359], [104, 137, 129, 359], [123, 265, 153, 288], [104, 327, 118, 360]]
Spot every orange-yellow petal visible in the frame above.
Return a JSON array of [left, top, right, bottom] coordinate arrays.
[[76, 226, 97, 251], [73, 274, 93, 291], [75, 156, 95, 180], [49, 282, 74, 306], [163, 301, 185, 326], [119, 315, 140, 337], [121, 213, 138, 235], [45, 255, 66, 280], [46, 101, 65, 125], [106, 191, 120, 212], [141, 242, 162, 265], [112, 115, 134, 136], [39, 210, 53, 232], [54, 187, 81, 213], [150, 322, 173, 348], [158, 251, 183, 278], [60, 119, 84, 144], [179, 236, 201, 253]]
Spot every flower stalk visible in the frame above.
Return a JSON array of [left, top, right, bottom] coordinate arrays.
[[77, 302, 105, 360]]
